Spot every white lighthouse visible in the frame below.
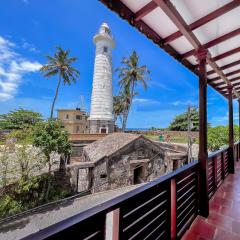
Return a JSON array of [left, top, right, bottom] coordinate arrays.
[[89, 23, 115, 134]]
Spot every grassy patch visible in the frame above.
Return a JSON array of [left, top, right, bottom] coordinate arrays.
[[144, 134, 198, 144]]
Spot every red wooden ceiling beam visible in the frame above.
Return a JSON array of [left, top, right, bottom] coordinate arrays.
[[100, 0, 235, 99], [182, 28, 240, 59], [153, 0, 237, 97], [208, 69, 240, 82], [153, 0, 201, 49], [212, 46, 240, 62], [218, 81, 240, 89], [211, 76, 240, 88], [220, 83, 240, 90], [163, 0, 240, 44], [207, 59, 240, 75], [135, 1, 157, 21], [99, 0, 204, 81], [229, 76, 240, 84]]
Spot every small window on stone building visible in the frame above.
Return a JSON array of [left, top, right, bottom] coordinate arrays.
[[76, 115, 82, 120], [100, 173, 107, 179], [76, 126, 80, 133], [66, 114, 69, 119], [103, 46, 108, 53]]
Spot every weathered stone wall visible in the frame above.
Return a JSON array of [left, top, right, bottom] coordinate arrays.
[[72, 136, 187, 194], [71, 144, 86, 157], [92, 158, 109, 193], [89, 120, 114, 134], [127, 130, 199, 138], [0, 145, 60, 187], [92, 138, 174, 192]]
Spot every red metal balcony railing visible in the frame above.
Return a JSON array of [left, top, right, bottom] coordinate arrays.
[[23, 142, 240, 240]]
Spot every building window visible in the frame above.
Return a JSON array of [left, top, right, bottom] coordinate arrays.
[[66, 114, 69, 119], [76, 126, 80, 133], [76, 115, 82, 120], [103, 46, 108, 53], [100, 173, 107, 179]]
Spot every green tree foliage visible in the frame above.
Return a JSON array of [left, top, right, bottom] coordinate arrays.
[[168, 107, 199, 131], [208, 125, 239, 151], [113, 94, 126, 126], [0, 108, 42, 130], [116, 50, 150, 131], [0, 174, 71, 219], [0, 145, 10, 187], [33, 120, 71, 200], [7, 128, 33, 144], [40, 47, 80, 119], [0, 121, 73, 219]]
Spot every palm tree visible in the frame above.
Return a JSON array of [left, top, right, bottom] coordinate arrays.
[[40, 47, 80, 119], [113, 95, 123, 125], [116, 50, 150, 131]]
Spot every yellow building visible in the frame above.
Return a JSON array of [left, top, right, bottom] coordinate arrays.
[[57, 108, 89, 134]]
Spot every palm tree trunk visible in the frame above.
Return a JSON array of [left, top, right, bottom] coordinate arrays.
[[45, 161, 52, 201], [122, 79, 135, 132], [50, 74, 61, 119]]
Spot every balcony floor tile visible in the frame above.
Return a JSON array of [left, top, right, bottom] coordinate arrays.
[[182, 160, 240, 239]]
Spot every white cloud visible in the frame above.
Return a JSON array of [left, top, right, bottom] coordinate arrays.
[[133, 98, 160, 104], [21, 39, 40, 53], [149, 81, 174, 91], [171, 100, 197, 106], [0, 36, 42, 102]]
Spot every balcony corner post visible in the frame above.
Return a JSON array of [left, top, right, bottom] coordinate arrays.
[[238, 98, 240, 161], [196, 48, 209, 217], [228, 86, 235, 173], [171, 178, 177, 240]]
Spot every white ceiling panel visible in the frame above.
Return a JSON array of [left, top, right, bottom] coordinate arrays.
[[142, 7, 178, 38], [171, 0, 231, 25], [169, 36, 193, 54], [121, 0, 151, 13]]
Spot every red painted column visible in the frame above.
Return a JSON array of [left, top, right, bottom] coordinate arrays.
[[238, 99, 240, 161], [171, 179, 177, 239], [228, 86, 235, 173], [196, 48, 209, 217]]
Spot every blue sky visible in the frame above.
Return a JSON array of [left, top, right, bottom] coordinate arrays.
[[0, 0, 238, 128]]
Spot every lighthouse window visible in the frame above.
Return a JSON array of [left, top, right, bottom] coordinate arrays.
[[103, 46, 108, 53]]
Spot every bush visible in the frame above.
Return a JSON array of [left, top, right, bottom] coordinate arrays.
[[0, 174, 72, 219], [6, 128, 33, 144], [0, 195, 23, 218], [208, 125, 239, 151]]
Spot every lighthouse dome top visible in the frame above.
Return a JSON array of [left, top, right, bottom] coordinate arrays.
[[93, 22, 114, 47], [99, 22, 111, 35]]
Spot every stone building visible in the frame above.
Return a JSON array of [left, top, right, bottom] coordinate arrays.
[[75, 133, 187, 192], [89, 23, 115, 134], [57, 108, 89, 134]]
